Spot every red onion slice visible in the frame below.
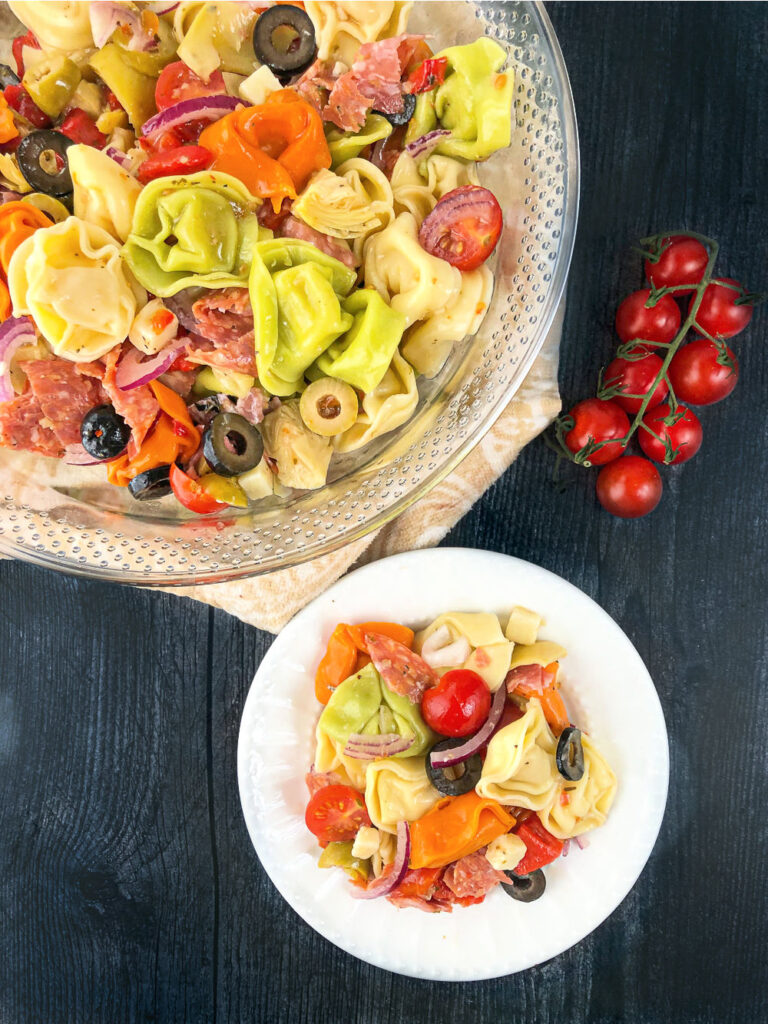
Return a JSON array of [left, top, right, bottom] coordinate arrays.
[[574, 835, 590, 851], [105, 146, 132, 170], [114, 342, 185, 392], [90, 2, 157, 51], [404, 128, 451, 159], [343, 734, 414, 760], [1, 190, 23, 204], [141, 95, 244, 138], [351, 820, 411, 900], [429, 682, 507, 769], [0, 316, 36, 403]]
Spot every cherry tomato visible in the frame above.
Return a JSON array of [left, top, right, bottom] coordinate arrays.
[[170, 354, 198, 373], [596, 456, 663, 519], [418, 185, 503, 271], [668, 337, 738, 406], [615, 289, 681, 345], [638, 403, 703, 465], [155, 61, 227, 110], [644, 236, 709, 292], [563, 398, 630, 465], [59, 108, 107, 149], [603, 346, 668, 414], [304, 785, 371, 847], [695, 278, 753, 339], [137, 145, 214, 184], [169, 464, 227, 514], [421, 668, 491, 737]]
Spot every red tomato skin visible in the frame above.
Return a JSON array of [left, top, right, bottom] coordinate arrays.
[[421, 669, 491, 738], [638, 403, 703, 465], [418, 185, 503, 271], [155, 61, 227, 110], [304, 785, 370, 846], [596, 456, 663, 519], [603, 347, 668, 414], [668, 338, 738, 406], [137, 145, 214, 184], [564, 398, 630, 465], [615, 289, 681, 345], [169, 464, 226, 514], [695, 278, 753, 339], [644, 236, 709, 292]]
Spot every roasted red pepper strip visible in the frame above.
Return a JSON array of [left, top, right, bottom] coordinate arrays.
[[513, 816, 564, 875], [137, 145, 214, 184], [3, 84, 50, 128], [59, 109, 107, 149], [12, 30, 40, 78], [407, 56, 448, 94]]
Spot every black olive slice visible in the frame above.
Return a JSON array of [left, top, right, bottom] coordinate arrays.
[[556, 726, 585, 782], [16, 129, 74, 197], [252, 5, 317, 79], [128, 465, 172, 501], [425, 738, 482, 797], [80, 404, 130, 460], [373, 92, 416, 128], [0, 63, 20, 89], [202, 412, 263, 477], [501, 869, 546, 903]]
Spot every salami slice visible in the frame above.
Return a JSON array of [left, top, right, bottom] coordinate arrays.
[[505, 664, 546, 696], [21, 358, 105, 447], [185, 330, 258, 377], [102, 346, 160, 452], [305, 767, 347, 797], [365, 632, 439, 703], [0, 391, 63, 457], [192, 287, 254, 344], [279, 216, 356, 269], [386, 893, 453, 913], [442, 852, 507, 900]]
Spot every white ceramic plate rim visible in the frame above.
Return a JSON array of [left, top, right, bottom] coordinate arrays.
[[237, 549, 669, 981]]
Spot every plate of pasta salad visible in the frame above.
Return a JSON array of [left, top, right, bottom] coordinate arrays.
[[238, 548, 669, 979], [0, 0, 516, 515]]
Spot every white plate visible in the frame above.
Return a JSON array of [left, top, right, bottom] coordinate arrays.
[[237, 549, 669, 981]]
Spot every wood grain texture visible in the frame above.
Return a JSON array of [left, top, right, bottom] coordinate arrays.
[[1, 3, 768, 1022]]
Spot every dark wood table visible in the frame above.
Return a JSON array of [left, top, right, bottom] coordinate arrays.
[[1, 3, 766, 1021]]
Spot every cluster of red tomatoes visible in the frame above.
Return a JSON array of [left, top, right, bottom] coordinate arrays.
[[559, 235, 756, 518]]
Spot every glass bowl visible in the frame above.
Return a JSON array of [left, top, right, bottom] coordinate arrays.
[[0, 1, 578, 585]]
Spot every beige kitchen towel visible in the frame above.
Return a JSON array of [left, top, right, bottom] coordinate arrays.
[[163, 305, 564, 633]]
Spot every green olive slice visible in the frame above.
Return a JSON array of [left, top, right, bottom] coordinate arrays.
[[299, 378, 358, 437]]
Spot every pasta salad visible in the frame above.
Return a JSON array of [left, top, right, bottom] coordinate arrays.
[[0, 1, 513, 514], [305, 609, 617, 911]]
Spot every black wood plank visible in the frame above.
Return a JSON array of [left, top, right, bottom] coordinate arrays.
[[1, 3, 768, 1023]]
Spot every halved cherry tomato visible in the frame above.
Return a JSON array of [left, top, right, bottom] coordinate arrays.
[[421, 668, 491, 738], [418, 185, 503, 271], [169, 463, 227, 514], [638, 403, 703, 465], [407, 56, 448, 93], [155, 61, 226, 111], [59, 108, 107, 149], [513, 817, 564, 874], [602, 346, 668, 414], [563, 398, 629, 465], [12, 30, 39, 78], [615, 289, 681, 345], [304, 785, 371, 847], [137, 145, 214, 184]]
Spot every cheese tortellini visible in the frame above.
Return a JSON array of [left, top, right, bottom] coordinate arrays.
[[333, 350, 419, 453], [365, 756, 441, 834], [476, 699, 561, 810], [390, 153, 479, 225], [8, 1, 94, 51], [68, 145, 141, 244], [539, 736, 617, 840], [415, 611, 513, 691], [7, 217, 144, 363], [305, 1, 412, 65]]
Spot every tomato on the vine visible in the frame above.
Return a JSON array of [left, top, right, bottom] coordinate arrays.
[[695, 278, 753, 339], [304, 785, 371, 847], [615, 289, 681, 345], [603, 346, 668, 414], [668, 337, 738, 405], [563, 398, 630, 465], [596, 456, 662, 519], [638, 403, 703, 465], [421, 668, 491, 737], [644, 236, 709, 292]]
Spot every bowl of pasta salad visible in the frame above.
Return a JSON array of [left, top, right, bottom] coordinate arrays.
[[238, 549, 669, 979], [0, 1, 577, 583]]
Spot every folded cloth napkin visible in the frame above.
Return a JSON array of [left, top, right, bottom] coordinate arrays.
[[162, 305, 564, 633]]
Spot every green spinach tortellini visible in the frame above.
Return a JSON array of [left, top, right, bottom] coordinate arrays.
[[327, 113, 393, 168], [405, 38, 515, 161], [123, 171, 265, 297], [249, 239, 357, 396]]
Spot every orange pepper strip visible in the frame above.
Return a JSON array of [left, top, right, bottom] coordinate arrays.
[[511, 661, 570, 735], [315, 624, 359, 705], [354, 652, 371, 673], [0, 202, 52, 280], [345, 622, 415, 652], [0, 280, 10, 321], [0, 94, 18, 145], [409, 792, 515, 869], [199, 89, 331, 213]]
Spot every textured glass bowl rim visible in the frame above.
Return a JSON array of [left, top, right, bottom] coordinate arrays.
[[0, 0, 579, 586]]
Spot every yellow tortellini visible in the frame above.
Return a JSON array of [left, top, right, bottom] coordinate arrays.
[[401, 264, 494, 378], [8, 1, 94, 51], [390, 153, 479, 225], [539, 736, 617, 840], [68, 144, 141, 243], [476, 699, 561, 810], [314, 730, 368, 792], [365, 756, 441, 834], [415, 611, 513, 691], [333, 350, 418, 453], [305, 1, 412, 65], [7, 217, 144, 363], [261, 400, 333, 490], [363, 212, 461, 328]]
